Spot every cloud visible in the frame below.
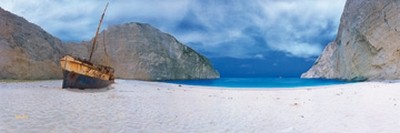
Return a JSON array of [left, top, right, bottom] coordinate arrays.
[[1, 0, 191, 41], [0, 0, 346, 58], [254, 54, 264, 59], [175, 0, 346, 58], [257, 0, 346, 57]]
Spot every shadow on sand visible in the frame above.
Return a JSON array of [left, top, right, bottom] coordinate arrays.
[[63, 85, 115, 93]]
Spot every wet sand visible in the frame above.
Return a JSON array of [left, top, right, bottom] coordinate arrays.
[[1, 80, 400, 132]]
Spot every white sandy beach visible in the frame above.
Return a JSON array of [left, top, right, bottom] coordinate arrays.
[[1, 80, 400, 133]]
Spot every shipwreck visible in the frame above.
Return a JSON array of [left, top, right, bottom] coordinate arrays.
[[60, 2, 114, 89]]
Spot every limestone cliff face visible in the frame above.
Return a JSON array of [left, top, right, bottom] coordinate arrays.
[[66, 22, 220, 80], [0, 7, 218, 80], [302, 0, 400, 81], [0, 7, 64, 79]]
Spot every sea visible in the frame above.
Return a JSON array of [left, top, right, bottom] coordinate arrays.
[[165, 77, 350, 88]]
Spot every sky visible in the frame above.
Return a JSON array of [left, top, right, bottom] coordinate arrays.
[[1, 0, 347, 77]]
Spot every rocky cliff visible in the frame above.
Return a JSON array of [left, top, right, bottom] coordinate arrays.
[[0, 7, 64, 80], [65, 22, 220, 80], [302, 0, 400, 81], [0, 7, 219, 80]]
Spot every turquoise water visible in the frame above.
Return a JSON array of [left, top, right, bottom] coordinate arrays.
[[165, 77, 350, 88]]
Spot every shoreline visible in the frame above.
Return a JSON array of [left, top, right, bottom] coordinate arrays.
[[0, 78, 357, 90], [1, 80, 400, 132], [164, 77, 351, 89]]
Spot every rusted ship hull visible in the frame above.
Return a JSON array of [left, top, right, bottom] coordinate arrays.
[[62, 70, 113, 89], [60, 55, 114, 89]]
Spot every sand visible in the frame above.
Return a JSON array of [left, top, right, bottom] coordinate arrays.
[[1, 80, 400, 132]]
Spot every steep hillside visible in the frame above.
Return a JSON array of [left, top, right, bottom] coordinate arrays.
[[302, 0, 400, 81], [0, 7, 64, 79], [65, 22, 220, 80]]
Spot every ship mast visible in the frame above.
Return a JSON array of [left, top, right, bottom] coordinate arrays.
[[89, 2, 109, 62]]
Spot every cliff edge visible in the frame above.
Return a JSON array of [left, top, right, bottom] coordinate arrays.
[[302, 0, 400, 81]]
